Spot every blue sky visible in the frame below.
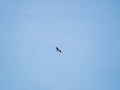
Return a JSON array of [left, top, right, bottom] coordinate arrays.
[[0, 0, 120, 90]]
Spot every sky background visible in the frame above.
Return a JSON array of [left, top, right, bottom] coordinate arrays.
[[0, 0, 120, 90]]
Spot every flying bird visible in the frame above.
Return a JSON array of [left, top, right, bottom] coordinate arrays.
[[56, 47, 62, 53]]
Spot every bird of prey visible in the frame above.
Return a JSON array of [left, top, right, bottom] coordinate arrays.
[[56, 47, 62, 53]]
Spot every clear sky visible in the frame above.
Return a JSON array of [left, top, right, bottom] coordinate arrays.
[[0, 0, 120, 90]]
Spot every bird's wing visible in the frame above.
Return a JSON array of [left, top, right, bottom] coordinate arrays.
[[58, 49, 62, 53]]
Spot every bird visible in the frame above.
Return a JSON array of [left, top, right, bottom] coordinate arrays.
[[56, 47, 62, 53]]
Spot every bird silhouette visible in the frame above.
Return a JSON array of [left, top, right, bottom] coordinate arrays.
[[56, 47, 62, 53]]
